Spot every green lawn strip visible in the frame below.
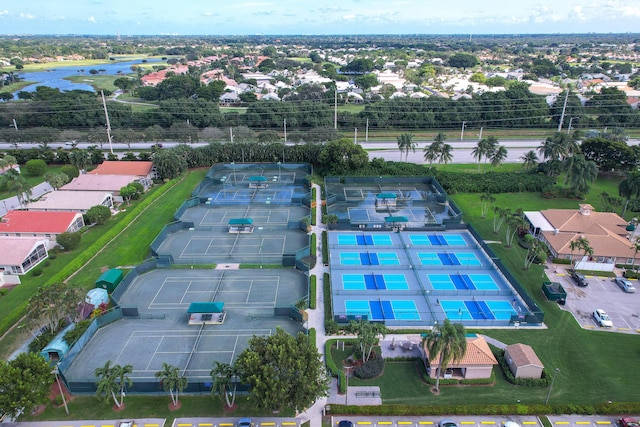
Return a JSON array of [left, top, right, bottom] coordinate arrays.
[[19, 394, 293, 422], [66, 170, 206, 288], [0, 165, 65, 200]]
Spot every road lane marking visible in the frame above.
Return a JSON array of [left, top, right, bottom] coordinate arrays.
[[357, 423, 372, 425], [220, 424, 234, 426], [461, 423, 475, 425], [576, 422, 591, 424]]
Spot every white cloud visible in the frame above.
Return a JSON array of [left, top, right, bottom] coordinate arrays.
[[0, 10, 8, 15], [342, 14, 356, 21], [88, 16, 96, 23], [20, 13, 35, 19]]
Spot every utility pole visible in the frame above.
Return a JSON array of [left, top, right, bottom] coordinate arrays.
[[12, 118, 18, 131], [557, 90, 570, 132], [229, 127, 234, 144], [334, 87, 338, 129], [284, 119, 287, 143], [354, 128, 357, 144], [460, 121, 466, 141], [478, 127, 483, 141], [365, 118, 369, 141], [567, 117, 574, 135], [101, 91, 114, 154]]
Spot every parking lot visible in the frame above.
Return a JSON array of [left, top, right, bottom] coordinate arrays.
[[549, 266, 640, 333]]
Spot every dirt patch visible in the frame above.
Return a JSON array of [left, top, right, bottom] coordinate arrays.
[[100, 266, 110, 273], [169, 401, 182, 411]]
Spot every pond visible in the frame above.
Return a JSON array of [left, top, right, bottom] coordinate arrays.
[[13, 58, 162, 96]]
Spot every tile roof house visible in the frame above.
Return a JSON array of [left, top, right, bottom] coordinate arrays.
[[525, 204, 638, 266], [0, 237, 48, 275], [504, 343, 544, 379], [61, 174, 150, 199], [26, 191, 113, 213], [89, 161, 154, 180], [423, 335, 498, 380], [0, 211, 84, 248]]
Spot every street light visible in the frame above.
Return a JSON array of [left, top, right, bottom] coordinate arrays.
[[343, 365, 353, 405], [277, 161, 281, 182], [189, 227, 195, 268], [52, 365, 69, 415], [545, 367, 560, 405]]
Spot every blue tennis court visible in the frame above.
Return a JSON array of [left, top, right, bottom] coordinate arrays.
[[337, 234, 394, 246], [418, 252, 481, 266], [440, 299, 516, 321], [428, 273, 499, 291], [409, 234, 468, 246], [338, 251, 400, 266], [342, 273, 409, 290], [345, 299, 420, 321]]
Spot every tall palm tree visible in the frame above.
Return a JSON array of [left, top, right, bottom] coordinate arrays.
[[2, 170, 32, 208], [538, 132, 571, 162], [490, 145, 508, 169], [520, 150, 539, 171], [570, 236, 593, 269], [564, 154, 598, 197], [619, 169, 640, 216], [423, 132, 445, 167], [480, 193, 495, 218], [438, 143, 453, 165], [95, 361, 133, 408], [211, 361, 240, 409], [425, 319, 467, 393], [396, 133, 416, 162], [155, 362, 188, 408]]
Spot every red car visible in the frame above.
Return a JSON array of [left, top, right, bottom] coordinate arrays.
[[620, 418, 639, 427]]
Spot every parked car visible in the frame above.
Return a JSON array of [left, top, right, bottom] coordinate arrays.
[[614, 277, 636, 293], [439, 420, 458, 427], [570, 270, 588, 287], [619, 418, 639, 427], [593, 309, 613, 327], [338, 421, 354, 427], [237, 419, 253, 427]]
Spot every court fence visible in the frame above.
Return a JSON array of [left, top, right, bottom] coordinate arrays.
[[111, 259, 158, 306], [150, 220, 193, 257], [174, 196, 200, 220]]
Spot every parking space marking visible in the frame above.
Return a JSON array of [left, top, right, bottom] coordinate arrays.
[[554, 422, 570, 425], [419, 422, 434, 425], [398, 422, 413, 425], [260, 423, 275, 426], [522, 423, 538, 425], [378, 422, 393, 425], [481, 422, 496, 425], [197, 424, 213, 427], [576, 422, 591, 424], [596, 422, 611, 425], [282, 423, 297, 426]]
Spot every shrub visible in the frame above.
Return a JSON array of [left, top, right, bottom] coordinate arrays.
[[27, 327, 56, 353], [56, 231, 81, 250], [86, 204, 111, 225], [434, 170, 556, 194], [310, 233, 317, 256], [31, 266, 43, 276], [24, 159, 47, 176], [63, 319, 92, 346], [60, 164, 79, 179], [354, 354, 385, 379], [309, 275, 317, 309], [322, 230, 328, 265]]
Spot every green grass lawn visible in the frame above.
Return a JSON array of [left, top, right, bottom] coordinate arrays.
[[0, 165, 65, 200], [221, 106, 248, 114], [338, 104, 365, 114], [64, 75, 120, 92]]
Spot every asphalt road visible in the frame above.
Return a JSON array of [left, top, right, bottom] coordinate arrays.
[[1, 139, 638, 165]]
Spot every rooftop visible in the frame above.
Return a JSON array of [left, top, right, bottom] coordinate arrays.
[[0, 211, 80, 234], [88, 161, 153, 177]]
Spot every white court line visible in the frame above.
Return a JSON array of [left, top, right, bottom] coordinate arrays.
[[149, 276, 171, 309], [146, 339, 165, 371]]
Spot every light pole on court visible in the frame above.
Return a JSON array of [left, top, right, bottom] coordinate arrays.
[[277, 161, 281, 182], [545, 367, 560, 405], [343, 365, 353, 405], [189, 227, 195, 267]]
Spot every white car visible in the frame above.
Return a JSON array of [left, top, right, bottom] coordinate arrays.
[[614, 277, 636, 293], [593, 309, 613, 327]]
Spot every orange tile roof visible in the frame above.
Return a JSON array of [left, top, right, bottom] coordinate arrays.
[[88, 161, 153, 176], [505, 343, 543, 368], [0, 211, 80, 234], [425, 335, 497, 367]]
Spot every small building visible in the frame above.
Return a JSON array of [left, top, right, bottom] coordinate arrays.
[[424, 335, 498, 380], [187, 302, 226, 325], [248, 176, 268, 188], [95, 268, 124, 292], [385, 216, 408, 230], [504, 343, 544, 379], [61, 174, 150, 200], [228, 218, 254, 233], [375, 193, 397, 209], [0, 237, 48, 275], [0, 211, 84, 248], [0, 271, 21, 289], [88, 160, 155, 183], [26, 191, 113, 213], [40, 323, 75, 363]]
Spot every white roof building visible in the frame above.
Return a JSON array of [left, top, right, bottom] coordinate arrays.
[[26, 191, 113, 213]]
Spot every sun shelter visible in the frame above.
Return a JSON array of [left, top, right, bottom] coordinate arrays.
[[187, 302, 226, 325], [248, 175, 268, 188], [228, 218, 254, 233], [375, 193, 397, 208], [385, 216, 408, 230], [95, 268, 124, 292], [40, 323, 75, 363]]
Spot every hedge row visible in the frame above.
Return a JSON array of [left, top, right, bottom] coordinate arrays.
[[322, 230, 329, 265], [324, 272, 339, 334], [311, 187, 317, 226], [325, 338, 357, 394], [309, 275, 317, 309], [328, 401, 640, 416], [423, 370, 495, 386], [0, 178, 179, 337], [310, 233, 317, 257], [433, 171, 556, 194]]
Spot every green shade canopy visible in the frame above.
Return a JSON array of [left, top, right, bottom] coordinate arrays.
[[376, 193, 397, 199], [228, 218, 253, 225], [188, 302, 225, 313], [248, 176, 267, 182], [95, 268, 124, 292], [385, 216, 409, 223]]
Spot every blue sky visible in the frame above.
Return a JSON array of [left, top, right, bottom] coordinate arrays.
[[1, 0, 639, 35]]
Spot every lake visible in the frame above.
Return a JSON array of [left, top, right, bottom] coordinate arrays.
[[14, 58, 162, 96]]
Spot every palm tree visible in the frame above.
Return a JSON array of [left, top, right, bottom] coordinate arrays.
[[438, 143, 453, 165], [95, 361, 133, 408], [538, 132, 571, 162], [211, 361, 240, 410], [619, 169, 640, 216], [425, 319, 467, 393], [479, 193, 495, 219], [0, 154, 18, 171], [520, 150, 539, 171], [570, 236, 593, 269], [472, 137, 498, 171], [629, 236, 640, 272], [397, 133, 416, 162], [69, 149, 90, 172], [155, 363, 188, 408], [2, 170, 32, 208], [564, 154, 598, 197], [423, 132, 445, 166], [490, 145, 508, 169]]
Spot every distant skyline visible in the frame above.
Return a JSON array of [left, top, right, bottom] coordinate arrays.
[[1, 0, 640, 36]]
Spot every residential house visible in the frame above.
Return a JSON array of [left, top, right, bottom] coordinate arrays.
[[89, 160, 154, 182], [504, 343, 544, 379], [525, 204, 639, 267], [61, 175, 147, 202], [0, 210, 84, 248], [423, 335, 498, 380], [26, 191, 113, 213], [0, 237, 48, 275]]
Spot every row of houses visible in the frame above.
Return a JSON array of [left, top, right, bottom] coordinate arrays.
[[0, 161, 154, 277]]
